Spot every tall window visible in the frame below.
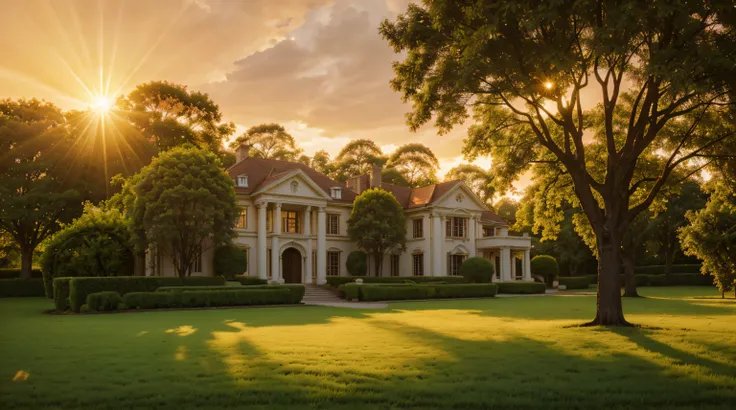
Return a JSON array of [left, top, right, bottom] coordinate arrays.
[[193, 249, 203, 273], [448, 254, 466, 275], [281, 210, 300, 233], [267, 249, 272, 279], [390, 254, 400, 277], [327, 251, 340, 276], [412, 254, 424, 276], [412, 219, 423, 238], [326, 214, 340, 235], [482, 225, 495, 237], [235, 208, 247, 229], [446, 217, 467, 238]]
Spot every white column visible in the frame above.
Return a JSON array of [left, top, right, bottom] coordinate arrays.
[[423, 214, 431, 277], [257, 202, 268, 280], [469, 216, 477, 257], [304, 206, 313, 284], [271, 202, 282, 283], [500, 247, 511, 282], [316, 207, 327, 284], [523, 249, 532, 282], [431, 212, 443, 276]]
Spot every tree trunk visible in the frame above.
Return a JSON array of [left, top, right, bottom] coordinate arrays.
[[621, 252, 639, 298], [584, 233, 632, 326], [20, 246, 33, 279], [373, 252, 384, 277]]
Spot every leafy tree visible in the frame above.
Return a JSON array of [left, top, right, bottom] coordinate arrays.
[[311, 150, 336, 178], [117, 81, 235, 153], [680, 182, 736, 298], [381, 167, 411, 187], [347, 188, 407, 276], [334, 139, 386, 182], [0, 99, 82, 278], [229, 123, 303, 162], [381, 1, 736, 325], [119, 145, 239, 277], [445, 164, 495, 206], [495, 198, 519, 225], [386, 143, 439, 187], [213, 243, 247, 280], [459, 257, 494, 283], [297, 154, 312, 166]]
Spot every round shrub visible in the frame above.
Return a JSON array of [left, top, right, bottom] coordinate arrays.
[[345, 251, 367, 276], [459, 257, 494, 283], [41, 205, 134, 297], [531, 255, 559, 284], [213, 243, 247, 280]]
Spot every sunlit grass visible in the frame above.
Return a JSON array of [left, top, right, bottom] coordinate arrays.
[[0, 287, 734, 409]]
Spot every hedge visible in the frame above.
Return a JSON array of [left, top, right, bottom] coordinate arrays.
[[0, 268, 43, 280], [232, 276, 268, 286], [178, 288, 293, 307], [496, 282, 547, 294], [635, 264, 702, 275], [68, 276, 226, 312], [85, 291, 124, 312], [123, 292, 177, 309], [326, 275, 466, 287], [668, 272, 713, 286], [558, 276, 590, 290], [339, 283, 498, 301], [156, 284, 305, 304], [0, 279, 46, 297], [53, 277, 73, 311]]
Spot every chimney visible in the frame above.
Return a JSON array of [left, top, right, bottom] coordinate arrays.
[[346, 176, 361, 194], [370, 164, 382, 188], [235, 144, 250, 163]]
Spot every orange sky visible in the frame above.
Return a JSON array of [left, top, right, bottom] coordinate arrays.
[[0, 0, 530, 193]]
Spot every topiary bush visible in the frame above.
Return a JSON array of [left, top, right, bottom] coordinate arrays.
[[41, 205, 134, 298], [345, 251, 368, 276], [497, 282, 546, 294], [213, 244, 247, 280], [459, 257, 495, 283], [85, 291, 124, 312], [558, 276, 590, 290], [0, 279, 45, 297], [531, 255, 559, 285]]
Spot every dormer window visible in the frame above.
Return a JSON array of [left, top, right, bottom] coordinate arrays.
[[237, 175, 248, 187], [330, 187, 342, 199]]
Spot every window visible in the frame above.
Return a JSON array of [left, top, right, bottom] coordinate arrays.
[[193, 249, 203, 273], [412, 219, 423, 238], [448, 254, 466, 276], [281, 210, 300, 233], [330, 187, 342, 199], [390, 254, 400, 277], [237, 175, 248, 187], [327, 251, 340, 276], [482, 225, 495, 237], [412, 254, 424, 276], [326, 213, 340, 235], [445, 217, 467, 238], [235, 208, 247, 229], [267, 249, 272, 279]]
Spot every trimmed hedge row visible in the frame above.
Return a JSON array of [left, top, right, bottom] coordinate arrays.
[[339, 283, 498, 301], [67, 276, 226, 312], [232, 276, 268, 286], [558, 276, 590, 290], [157, 284, 305, 304], [119, 288, 294, 311], [326, 275, 467, 287], [0, 279, 46, 297], [86, 291, 124, 312], [0, 268, 43, 279], [496, 282, 547, 294], [571, 272, 712, 288], [53, 278, 72, 311], [635, 264, 701, 275]]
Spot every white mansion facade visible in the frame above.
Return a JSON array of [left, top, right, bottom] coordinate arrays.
[[149, 144, 532, 284]]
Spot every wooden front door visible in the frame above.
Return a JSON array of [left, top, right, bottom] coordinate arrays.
[[282, 248, 302, 283]]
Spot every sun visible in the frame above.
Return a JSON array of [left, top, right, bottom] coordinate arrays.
[[93, 96, 112, 114]]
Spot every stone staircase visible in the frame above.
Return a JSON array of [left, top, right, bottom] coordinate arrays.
[[301, 284, 343, 305]]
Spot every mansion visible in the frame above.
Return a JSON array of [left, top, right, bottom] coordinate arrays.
[[149, 144, 533, 284]]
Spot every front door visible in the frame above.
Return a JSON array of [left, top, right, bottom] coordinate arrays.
[[282, 248, 302, 283]]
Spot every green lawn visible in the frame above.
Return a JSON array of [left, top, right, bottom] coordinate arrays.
[[1, 287, 734, 409]]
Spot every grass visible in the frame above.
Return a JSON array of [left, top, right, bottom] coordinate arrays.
[[0, 287, 734, 409]]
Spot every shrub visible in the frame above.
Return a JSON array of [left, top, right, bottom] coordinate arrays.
[[531, 255, 559, 283], [339, 283, 360, 300], [558, 276, 590, 290], [213, 244, 247, 280], [68, 276, 225, 312], [0, 268, 43, 280], [85, 291, 124, 312], [123, 292, 177, 309], [459, 257, 494, 283], [635, 264, 702, 275], [497, 282, 546, 294], [0, 279, 46, 297], [178, 288, 293, 307], [41, 206, 134, 298], [346, 251, 368, 276], [53, 277, 72, 311], [433, 284, 498, 298], [233, 276, 267, 286], [360, 285, 434, 301], [325, 275, 466, 287], [668, 273, 713, 286]]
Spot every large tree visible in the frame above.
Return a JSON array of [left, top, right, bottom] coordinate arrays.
[[334, 139, 386, 182], [381, 1, 736, 325], [311, 150, 336, 178], [118, 145, 238, 277], [0, 99, 82, 278], [444, 164, 495, 206], [386, 143, 439, 187], [347, 188, 407, 276], [229, 123, 303, 162]]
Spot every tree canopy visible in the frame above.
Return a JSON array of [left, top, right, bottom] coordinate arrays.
[[229, 123, 303, 162], [334, 139, 386, 182], [386, 143, 439, 187], [445, 164, 495, 206], [381, 0, 736, 325]]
